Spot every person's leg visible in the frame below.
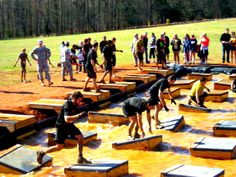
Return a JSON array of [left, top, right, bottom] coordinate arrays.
[[133, 52, 138, 66], [83, 77, 90, 91], [145, 47, 149, 63], [234, 50, 236, 64], [176, 51, 180, 64], [222, 45, 226, 63], [154, 104, 162, 128], [67, 62, 75, 80], [92, 78, 100, 92], [99, 71, 108, 83], [108, 71, 114, 83], [37, 64, 45, 86], [226, 47, 230, 63]]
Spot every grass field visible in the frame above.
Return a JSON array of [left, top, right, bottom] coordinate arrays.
[[0, 18, 236, 72]]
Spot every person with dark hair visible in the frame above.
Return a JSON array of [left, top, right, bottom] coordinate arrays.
[[149, 33, 156, 63], [231, 78, 236, 93], [122, 97, 155, 139], [199, 33, 210, 64], [156, 34, 166, 69], [36, 91, 91, 165], [99, 36, 108, 54], [183, 34, 191, 64], [147, 75, 177, 128], [61, 42, 76, 81], [143, 32, 149, 64], [220, 28, 231, 63], [188, 77, 210, 108], [171, 34, 182, 64], [163, 32, 170, 63], [190, 35, 197, 64], [83, 42, 101, 93], [111, 37, 123, 77], [99, 40, 114, 83], [14, 48, 31, 82]]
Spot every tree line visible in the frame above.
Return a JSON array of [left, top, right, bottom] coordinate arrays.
[[0, 0, 235, 39]]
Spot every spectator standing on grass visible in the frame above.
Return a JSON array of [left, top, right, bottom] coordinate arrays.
[[135, 35, 145, 71], [156, 34, 166, 69], [199, 33, 210, 64], [149, 33, 156, 63], [111, 37, 123, 77], [220, 28, 231, 63], [163, 32, 170, 63], [131, 34, 139, 67], [230, 31, 236, 64], [183, 34, 191, 64], [14, 48, 31, 83], [31, 40, 53, 87], [143, 32, 149, 64], [190, 35, 197, 64], [171, 34, 182, 64]]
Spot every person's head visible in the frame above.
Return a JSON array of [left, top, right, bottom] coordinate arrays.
[[93, 42, 99, 50], [160, 34, 165, 39], [174, 34, 178, 39], [134, 34, 138, 39], [152, 33, 155, 36], [71, 91, 84, 105], [167, 75, 177, 85], [66, 42, 70, 47], [200, 76, 207, 85], [38, 39, 43, 47], [103, 36, 107, 40], [79, 41, 84, 46], [112, 37, 116, 43], [22, 48, 26, 53], [231, 31, 235, 37], [144, 32, 148, 36], [146, 99, 156, 110], [191, 34, 195, 39], [62, 41, 65, 46], [107, 40, 113, 46], [225, 28, 229, 33]]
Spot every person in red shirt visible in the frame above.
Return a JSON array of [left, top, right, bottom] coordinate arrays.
[[199, 33, 210, 64]]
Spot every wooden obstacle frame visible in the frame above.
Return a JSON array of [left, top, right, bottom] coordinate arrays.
[[143, 68, 174, 77], [172, 79, 196, 89], [213, 120, 236, 137], [64, 160, 128, 177], [161, 164, 224, 177], [179, 103, 211, 113], [187, 73, 213, 81], [160, 115, 185, 132], [48, 131, 97, 146], [98, 83, 134, 92], [163, 87, 181, 100], [122, 75, 150, 84], [88, 111, 129, 126], [205, 91, 228, 102], [128, 74, 157, 82], [190, 137, 236, 159], [112, 135, 162, 151], [214, 79, 232, 90], [0, 144, 52, 174]]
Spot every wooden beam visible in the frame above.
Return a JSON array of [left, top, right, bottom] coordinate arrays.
[[214, 79, 231, 90], [213, 120, 236, 137], [98, 83, 131, 92], [187, 73, 213, 81], [163, 87, 181, 99], [205, 91, 228, 102], [128, 74, 156, 82], [178, 103, 211, 113], [160, 115, 185, 132], [122, 75, 150, 84], [143, 68, 174, 77], [172, 79, 196, 89]]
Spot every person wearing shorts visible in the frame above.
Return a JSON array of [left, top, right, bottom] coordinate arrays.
[[36, 91, 91, 165], [122, 97, 155, 139]]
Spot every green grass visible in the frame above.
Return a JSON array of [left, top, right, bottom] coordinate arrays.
[[1, 18, 236, 72]]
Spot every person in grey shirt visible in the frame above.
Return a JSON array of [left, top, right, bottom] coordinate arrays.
[[31, 40, 53, 86]]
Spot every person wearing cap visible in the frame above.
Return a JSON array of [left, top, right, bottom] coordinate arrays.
[[220, 28, 231, 63], [122, 97, 155, 139], [188, 76, 210, 108], [36, 91, 91, 165], [31, 40, 53, 86], [147, 75, 177, 129], [60, 42, 76, 81]]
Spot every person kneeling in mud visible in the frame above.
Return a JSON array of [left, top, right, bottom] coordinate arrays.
[[122, 97, 155, 139], [36, 91, 91, 165], [188, 76, 210, 108]]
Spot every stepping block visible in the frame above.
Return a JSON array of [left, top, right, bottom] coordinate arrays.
[[0, 144, 52, 174], [48, 131, 97, 146], [213, 120, 236, 137], [163, 87, 181, 99], [214, 79, 232, 90], [160, 115, 185, 132], [179, 103, 211, 113], [161, 164, 224, 177], [0, 113, 37, 133], [188, 73, 213, 81], [172, 79, 196, 89], [28, 98, 66, 113], [115, 81, 136, 90], [88, 111, 129, 126], [128, 74, 156, 82], [122, 75, 150, 84], [112, 135, 162, 151], [66, 90, 110, 102], [190, 137, 236, 159], [98, 83, 133, 92], [229, 74, 236, 80], [205, 91, 228, 102], [143, 68, 174, 77], [64, 160, 128, 177]]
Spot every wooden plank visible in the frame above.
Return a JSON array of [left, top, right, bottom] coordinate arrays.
[[172, 79, 196, 89], [188, 73, 213, 81], [64, 160, 128, 177], [0, 145, 52, 174], [88, 111, 129, 126], [205, 91, 228, 102], [190, 137, 236, 159], [229, 74, 236, 80], [128, 74, 156, 82], [214, 79, 231, 90], [0, 113, 37, 133], [28, 98, 66, 113], [112, 135, 162, 151], [48, 131, 97, 146], [178, 103, 211, 113], [213, 120, 236, 137], [97, 83, 130, 92], [143, 68, 174, 77], [159, 115, 185, 132], [122, 75, 150, 84], [163, 87, 181, 99], [161, 164, 224, 177], [66, 90, 110, 102]]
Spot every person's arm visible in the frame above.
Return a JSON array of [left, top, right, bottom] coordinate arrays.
[[195, 88, 201, 105], [146, 111, 152, 134], [31, 49, 38, 61], [204, 85, 210, 92], [137, 113, 145, 138], [14, 57, 20, 67], [167, 88, 176, 104], [65, 112, 85, 123], [26, 56, 32, 66], [91, 58, 97, 72]]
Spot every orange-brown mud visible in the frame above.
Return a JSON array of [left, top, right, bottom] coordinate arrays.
[[0, 63, 236, 177]]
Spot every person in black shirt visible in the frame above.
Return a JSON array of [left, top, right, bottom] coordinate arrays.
[[111, 37, 123, 77], [220, 28, 231, 63], [36, 91, 91, 165], [122, 97, 155, 139], [143, 32, 149, 64], [99, 40, 114, 83], [147, 75, 176, 128], [83, 42, 101, 92], [156, 34, 166, 69], [99, 36, 108, 54]]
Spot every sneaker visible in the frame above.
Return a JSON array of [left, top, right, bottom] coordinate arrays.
[[70, 78, 77, 81], [36, 150, 46, 164], [188, 99, 192, 105], [48, 82, 53, 86], [99, 80, 106, 84], [62, 78, 67, 81], [133, 133, 141, 139], [83, 88, 90, 92], [108, 80, 115, 84], [77, 156, 92, 164]]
